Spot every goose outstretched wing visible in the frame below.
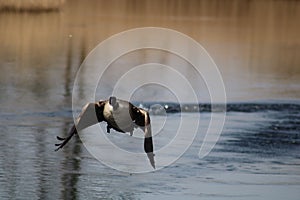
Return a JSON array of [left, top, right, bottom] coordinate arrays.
[[132, 106, 155, 168], [55, 101, 106, 151]]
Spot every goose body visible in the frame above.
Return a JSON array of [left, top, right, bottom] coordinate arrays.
[[103, 99, 134, 134], [55, 96, 155, 168]]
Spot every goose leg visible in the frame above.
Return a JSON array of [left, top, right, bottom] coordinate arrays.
[[106, 124, 111, 133]]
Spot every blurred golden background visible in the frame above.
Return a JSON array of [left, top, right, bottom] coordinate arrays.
[[0, 0, 299, 104]]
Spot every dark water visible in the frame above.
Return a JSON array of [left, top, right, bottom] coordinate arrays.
[[0, 0, 300, 199], [0, 103, 300, 199]]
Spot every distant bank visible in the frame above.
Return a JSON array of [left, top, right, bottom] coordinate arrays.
[[0, 0, 65, 12]]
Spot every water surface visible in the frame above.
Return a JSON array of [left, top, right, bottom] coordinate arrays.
[[0, 103, 300, 199]]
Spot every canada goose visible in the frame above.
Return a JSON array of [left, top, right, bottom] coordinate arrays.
[[55, 96, 155, 168]]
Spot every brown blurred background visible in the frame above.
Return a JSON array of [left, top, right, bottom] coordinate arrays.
[[0, 0, 299, 106]]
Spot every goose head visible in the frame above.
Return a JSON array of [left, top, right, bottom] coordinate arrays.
[[109, 96, 119, 110]]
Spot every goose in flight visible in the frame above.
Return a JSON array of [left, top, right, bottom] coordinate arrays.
[[55, 96, 155, 168]]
